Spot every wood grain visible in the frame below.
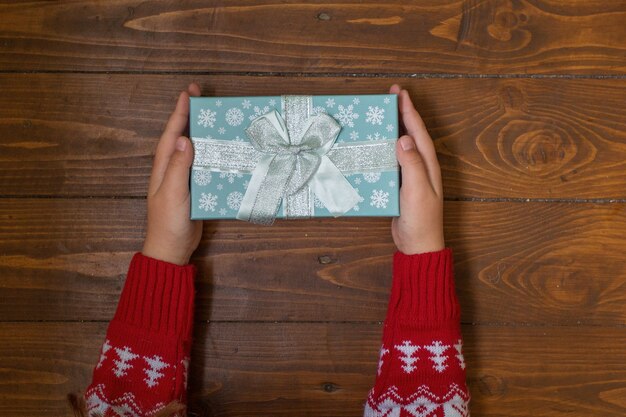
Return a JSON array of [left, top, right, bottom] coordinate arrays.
[[2, 198, 625, 325], [1, 75, 626, 198], [2, 2, 625, 416], [0, 1, 625, 74], [2, 322, 626, 416]]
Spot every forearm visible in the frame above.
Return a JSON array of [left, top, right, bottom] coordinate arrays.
[[83, 253, 196, 416], [365, 249, 469, 416]]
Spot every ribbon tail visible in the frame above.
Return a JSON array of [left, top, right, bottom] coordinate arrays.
[[309, 156, 360, 217], [237, 154, 295, 225]]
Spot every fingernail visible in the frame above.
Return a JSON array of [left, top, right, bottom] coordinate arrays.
[[176, 137, 187, 151], [400, 136, 415, 151]]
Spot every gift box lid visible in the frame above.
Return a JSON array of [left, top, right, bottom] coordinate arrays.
[[189, 94, 399, 222]]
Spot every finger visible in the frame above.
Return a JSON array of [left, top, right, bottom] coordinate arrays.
[[398, 89, 442, 195], [398, 89, 428, 137], [157, 136, 194, 202], [162, 90, 191, 143], [396, 135, 433, 200], [389, 84, 401, 95], [149, 91, 190, 195], [188, 82, 201, 97]]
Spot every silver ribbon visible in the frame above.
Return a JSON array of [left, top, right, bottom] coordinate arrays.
[[192, 95, 398, 224]]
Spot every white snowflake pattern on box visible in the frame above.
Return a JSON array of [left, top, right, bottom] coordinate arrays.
[[226, 191, 244, 210], [312, 106, 327, 115], [370, 189, 389, 209], [333, 104, 359, 128], [193, 170, 212, 186], [199, 193, 218, 212], [249, 105, 271, 121], [219, 172, 243, 184], [225, 108, 244, 126], [365, 106, 385, 125], [363, 172, 381, 183], [197, 108, 216, 128], [367, 132, 383, 141]]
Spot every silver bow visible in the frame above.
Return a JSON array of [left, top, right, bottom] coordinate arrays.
[[238, 109, 360, 224]]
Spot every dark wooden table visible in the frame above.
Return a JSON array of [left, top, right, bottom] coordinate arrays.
[[1, 1, 625, 416]]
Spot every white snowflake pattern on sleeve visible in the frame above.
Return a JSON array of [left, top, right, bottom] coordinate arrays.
[[112, 346, 139, 378]]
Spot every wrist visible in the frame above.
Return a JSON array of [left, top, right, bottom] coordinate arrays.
[[393, 227, 445, 255], [142, 241, 192, 266], [397, 240, 445, 255]]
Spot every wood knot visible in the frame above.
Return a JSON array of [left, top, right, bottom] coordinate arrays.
[[477, 374, 506, 397], [454, 0, 531, 51], [511, 128, 571, 174], [543, 266, 598, 309], [318, 255, 336, 264], [322, 382, 339, 392], [494, 118, 585, 179], [317, 12, 331, 21], [488, 11, 518, 41]]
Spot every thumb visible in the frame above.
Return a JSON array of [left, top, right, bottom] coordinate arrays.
[[396, 135, 431, 196], [158, 136, 194, 200]]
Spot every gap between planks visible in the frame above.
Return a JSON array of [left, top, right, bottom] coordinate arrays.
[[1, 71, 625, 79]]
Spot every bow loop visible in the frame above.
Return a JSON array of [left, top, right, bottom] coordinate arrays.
[[245, 110, 290, 153]]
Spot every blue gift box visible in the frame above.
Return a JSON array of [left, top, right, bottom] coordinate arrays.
[[189, 94, 399, 222]]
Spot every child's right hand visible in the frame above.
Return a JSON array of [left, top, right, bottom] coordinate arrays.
[[389, 84, 445, 255]]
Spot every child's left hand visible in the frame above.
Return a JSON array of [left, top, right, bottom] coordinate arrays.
[[142, 83, 203, 265]]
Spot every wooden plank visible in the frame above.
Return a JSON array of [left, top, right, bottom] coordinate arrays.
[[1, 199, 625, 325], [1, 74, 626, 198], [0, 1, 625, 74], [1, 322, 626, 416]]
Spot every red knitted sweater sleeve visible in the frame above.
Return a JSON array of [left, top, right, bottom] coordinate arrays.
[[84, 253, 196, 416], [364, 248, 470, 416]]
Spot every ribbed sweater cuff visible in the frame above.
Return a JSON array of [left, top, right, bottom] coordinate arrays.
[[113, 252, 196, 339], [390, 248, 460, 326]]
